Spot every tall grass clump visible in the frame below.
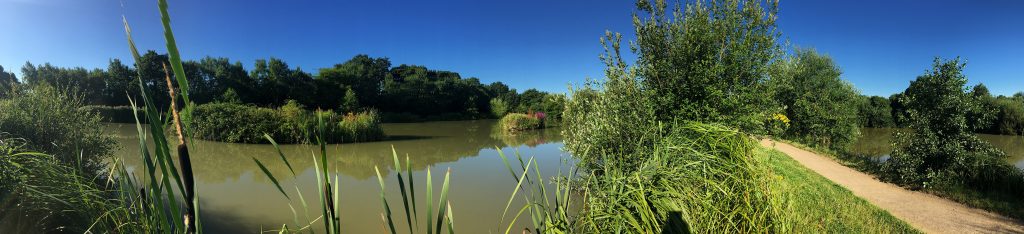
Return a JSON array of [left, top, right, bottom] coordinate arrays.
[[499, 112, 544, 133], [0, 85, 116, 174]]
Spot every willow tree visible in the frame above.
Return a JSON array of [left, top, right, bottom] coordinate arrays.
[[633, 0, 782, 132]]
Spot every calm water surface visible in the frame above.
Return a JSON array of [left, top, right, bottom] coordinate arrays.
[[107, 120, 569, 233], [851, 128, 1024, 169]]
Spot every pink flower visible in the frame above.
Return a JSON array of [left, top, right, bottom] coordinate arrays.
[[534, 112, 546, 120]]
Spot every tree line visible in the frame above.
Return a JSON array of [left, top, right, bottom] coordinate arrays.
[[858, 83, 1024, 136], [2, 53, 565, 121]]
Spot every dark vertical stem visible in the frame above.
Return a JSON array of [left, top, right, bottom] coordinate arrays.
[[163, 62, 196, 234]]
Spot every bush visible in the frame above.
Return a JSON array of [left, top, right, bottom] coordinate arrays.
[[880, 58, 1024, 198], [499, 113, 543, 132], [80, 105, 143, 123], [190, 102, 385, 144], [770, 48, 862, 152], [0, 85, 115, 174]]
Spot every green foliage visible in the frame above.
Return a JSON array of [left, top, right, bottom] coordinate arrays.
[[576, 122, 790, 233], [562, 32, 659, 170], [499, 113, 543, 133], [341, 87, 360, 113], [989, 97, 1024, 135], [0, 85, 115, 174], [881, 58, 1023, 199], [190, 102, 384, 144], [632, 0, 782, 133], [218, 87, 242, 103], [770, 48, 861, 152], [857, 95, 894, 128], [80, 105, 142, 123], [15, 52, 561, 122], [0, 65, 17, 98], [489, 97, 510, 118]]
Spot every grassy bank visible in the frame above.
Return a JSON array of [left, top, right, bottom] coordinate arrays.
[[190, 101, 385, 144], [758, 147, 920, 233]]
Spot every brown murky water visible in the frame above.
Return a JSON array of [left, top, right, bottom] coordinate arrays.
[[107, 120, 569, 233], [851, 128, 1024, 169]]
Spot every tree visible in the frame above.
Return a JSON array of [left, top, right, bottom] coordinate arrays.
[[882, 57, 1010, 188], [632, 0, 781, 132], [0, 65, 18, 98], [318, 55, 390, 108], [489, 97, 509, 117], [857, 95, 894, 128], [770, 48, 861, 151], [341, 87, 360, 113]]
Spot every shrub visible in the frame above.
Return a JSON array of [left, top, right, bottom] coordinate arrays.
[[881, 58, 1024, 197], [337, 110, 385, 142], [0, 85, 115, 174], [499, 113, 542, 133], [770, 48, 862, 152]]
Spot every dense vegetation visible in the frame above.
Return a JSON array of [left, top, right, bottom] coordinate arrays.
[[0, 85, 121, 232], [560, 0, 794, 232], [857, 84, 1024, 136], [498, 112, 546, 133], [769, 48, 862, 152], [879, 58, 1024, 219], [13, 54, 565, 122], [190, 101, 384, 144]]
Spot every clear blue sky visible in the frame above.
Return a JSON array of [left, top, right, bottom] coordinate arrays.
[[1, 0, 1021, 96]]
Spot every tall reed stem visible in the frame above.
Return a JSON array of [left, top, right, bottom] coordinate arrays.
[[163, 62, 196, 234]]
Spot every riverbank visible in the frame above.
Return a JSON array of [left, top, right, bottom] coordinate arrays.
[[763, 139, 1024, 233]]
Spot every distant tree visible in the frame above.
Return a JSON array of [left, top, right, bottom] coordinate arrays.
[[218, 88, 242, 104], [318, 55, 390, 108], [0, 65, 18, 98], [341, 87, 360, 113], [966, 83, 997, 132], [489, 97, 509, 118]]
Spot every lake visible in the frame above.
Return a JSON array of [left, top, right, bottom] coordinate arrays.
[[106, 120, 570, 233], [851, 128, 1024, 169]]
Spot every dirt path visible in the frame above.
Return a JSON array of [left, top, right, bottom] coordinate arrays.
[[760, 139, 1024, 234]]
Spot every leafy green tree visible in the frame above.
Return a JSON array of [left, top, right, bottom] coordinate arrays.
[[882, 58, 1013, 189], [632, 0, 781, 132], [341, 87, 360, 113], [317, 55, 390, 108], [770, 48, 861, 151], [489, 97, 509, 118], [0, 65, 18, 98], [857, 95, 894, 128], [218, 88, 243, 104]]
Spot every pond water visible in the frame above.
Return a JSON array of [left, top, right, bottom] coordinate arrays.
[[106, 120, 569, 233], [851, 128, 1024, 169]]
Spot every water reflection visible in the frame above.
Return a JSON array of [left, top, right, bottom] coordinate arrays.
[[105, 120, 568, 233], [851, 128, 1024, 169]]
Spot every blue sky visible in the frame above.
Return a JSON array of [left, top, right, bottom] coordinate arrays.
[[1, 0, 1021, 96]]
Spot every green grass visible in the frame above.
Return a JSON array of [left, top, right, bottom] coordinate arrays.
[[758, 147, 920, 233]]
